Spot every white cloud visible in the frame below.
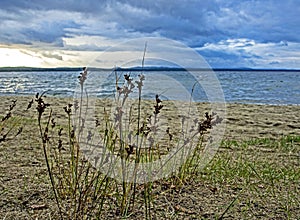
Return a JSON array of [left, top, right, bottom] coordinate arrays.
[[198, 38, 300, 68], [0, 0, 299, 68]]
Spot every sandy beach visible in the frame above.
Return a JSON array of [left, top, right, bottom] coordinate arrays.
[[1, 95, 299, 140], [0, 95, 299, 219]]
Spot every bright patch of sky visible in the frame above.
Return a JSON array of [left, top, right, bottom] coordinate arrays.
[[0, 0, 299, 69]]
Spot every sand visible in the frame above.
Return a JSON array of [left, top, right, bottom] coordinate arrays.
[[0, 95, 299, 219], [225, 103, 300, 139], [1, 95, 299, 140]]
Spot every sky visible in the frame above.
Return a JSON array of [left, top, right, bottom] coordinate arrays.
[[0, 0, 299, 69]]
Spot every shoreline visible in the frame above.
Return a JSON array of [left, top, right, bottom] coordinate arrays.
[[1, 95, 299, 140], [1, 93, 300, 107]]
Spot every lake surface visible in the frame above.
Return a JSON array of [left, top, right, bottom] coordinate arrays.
[[0, 70, 299, 105]]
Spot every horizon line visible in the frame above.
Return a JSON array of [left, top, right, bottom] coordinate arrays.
[[0, 66, 299, 72]]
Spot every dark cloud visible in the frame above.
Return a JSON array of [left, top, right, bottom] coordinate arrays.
[[21, 20, 79, 44], [0, 0, 299, 68], [1, 0, 299, 44], [0, 0, 107, 13]]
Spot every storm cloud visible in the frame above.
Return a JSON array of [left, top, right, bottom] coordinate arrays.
[[0, 0, 299, 68]]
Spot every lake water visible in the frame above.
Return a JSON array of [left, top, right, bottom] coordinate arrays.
[[0, 70, 299, 105]]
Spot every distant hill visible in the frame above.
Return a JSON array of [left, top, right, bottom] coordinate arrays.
[[0, 67, 83, 72], [0, 66, 299, 72]]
